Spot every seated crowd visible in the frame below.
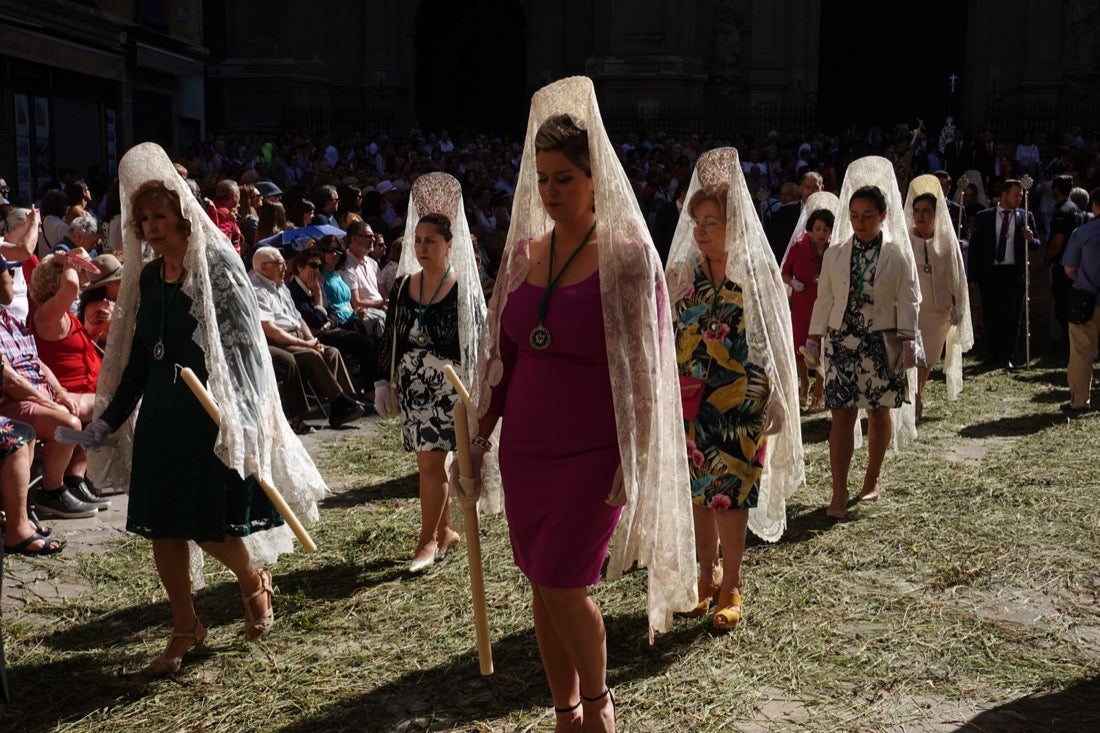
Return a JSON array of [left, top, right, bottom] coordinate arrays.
[[0, 120, 1096, 558]]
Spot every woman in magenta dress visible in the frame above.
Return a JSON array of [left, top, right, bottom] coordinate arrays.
[[470, 77, 694, 733], [781, 207, 834, 412]]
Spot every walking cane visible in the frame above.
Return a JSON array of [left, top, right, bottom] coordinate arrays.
[[179, 367, 318, 553], [442, 363, 493, 676], [1021, 174, 1035, 368]]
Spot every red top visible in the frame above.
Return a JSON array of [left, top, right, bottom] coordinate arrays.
[[31, 311, 102, 393]]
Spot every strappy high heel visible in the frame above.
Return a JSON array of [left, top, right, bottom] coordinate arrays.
[[581, 688, 615, 731], [242, 567, 274, 641], [553, 699, 582, 731], [144, 619, 207, 677]]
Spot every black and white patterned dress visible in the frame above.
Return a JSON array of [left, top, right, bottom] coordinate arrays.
[[377, 275, 461, 452], [823, 235, 907, 410]]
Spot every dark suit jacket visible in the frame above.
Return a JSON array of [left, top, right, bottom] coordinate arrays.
[[968, 206, 1039, 283], [765, 201, 800, 263], [944, 140, 974, 179]]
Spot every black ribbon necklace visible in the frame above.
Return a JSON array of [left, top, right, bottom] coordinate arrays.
[[154, 262, 183, 361], [529, 220, 597, 350], [412, 263, 451, 346], [703, 256, 728, 337]]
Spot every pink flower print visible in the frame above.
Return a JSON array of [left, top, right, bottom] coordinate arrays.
[[754, 441, 768, 466], [703, 322, 731, 342], [709, 494, 732, 510], [686, 439, 705, 468]]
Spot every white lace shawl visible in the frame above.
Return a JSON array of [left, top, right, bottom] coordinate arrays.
[[664, 148, 805, 543], [779, 191, 841, 271], [398, 172, 500, 514], [831, 156, 921, 449], [89, 142, 328, 585], [475, 76, 696, 640], [904, 175, 974, 400]]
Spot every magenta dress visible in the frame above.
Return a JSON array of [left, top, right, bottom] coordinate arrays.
[[781, 233, 822, 359], [494, 271, 622, 587]]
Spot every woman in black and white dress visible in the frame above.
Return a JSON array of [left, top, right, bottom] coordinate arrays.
[[374, 173, 485, 574]]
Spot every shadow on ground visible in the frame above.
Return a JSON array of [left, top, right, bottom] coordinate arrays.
[[269, 612, 702, 733], [952, 674, 1100, 732]]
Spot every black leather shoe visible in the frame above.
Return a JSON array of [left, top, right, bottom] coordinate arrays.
[[329, 394, 365, 427], [1061, 402, 1090, 414], [33, 486, 98, 519], [64, 476, 111, 510]]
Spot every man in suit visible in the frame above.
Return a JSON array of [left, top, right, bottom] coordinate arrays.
[[765, 171, 823, 263], [968, 179, 1040, 369], [943, 126, 974, 180]]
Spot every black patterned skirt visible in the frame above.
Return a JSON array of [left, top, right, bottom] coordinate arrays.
[[823, 297, 907, 410], [397, 347, 460, 452]]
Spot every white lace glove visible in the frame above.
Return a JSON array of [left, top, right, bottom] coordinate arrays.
[[949, 305, 960, 325], [762, 395, 785, 435], [373, 379, 398, 418], [606, 465, 626, 506], [790, 277, 806, 292], [895, 340, 918, 371], [82, 418, 111, 450], [799, 337, 822, 369]]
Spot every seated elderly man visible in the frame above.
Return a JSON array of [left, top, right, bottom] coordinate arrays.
[[0, 257, 103, 519], [249, 246, 364, 432]]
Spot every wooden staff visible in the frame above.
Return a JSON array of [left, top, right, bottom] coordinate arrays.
[[442, 363, 493, 676], [1021, 173, 1035, 368], [179, 367, 318, 553]]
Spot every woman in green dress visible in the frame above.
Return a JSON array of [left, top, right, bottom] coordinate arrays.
[[85, 144, 326, 677], [666, 148, 803, 632]]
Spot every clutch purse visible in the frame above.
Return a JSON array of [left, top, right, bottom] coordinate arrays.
[[679, 375, 708, 422]]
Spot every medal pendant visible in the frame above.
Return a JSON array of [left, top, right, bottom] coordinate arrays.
[[923, 264, 932, 273], [530, 324, 551, 350], [706, 319, 724, 335], [813, 274, 820, 284], [412, 331, 431, 347], [153, 340, 165, 361]]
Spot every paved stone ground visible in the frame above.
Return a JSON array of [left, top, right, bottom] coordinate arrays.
[[1, 412, 378, 614]]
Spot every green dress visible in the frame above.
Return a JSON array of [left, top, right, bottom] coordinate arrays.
[[101, 260, 283, 542]]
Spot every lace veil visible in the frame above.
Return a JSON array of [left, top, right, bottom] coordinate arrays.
[[399, 172, 500, 513], [779, 191, 841, 269], [664, 148, 805, 542], [89, 142, 328, 583], [904, 174, 973, 399], [958, 169, 989, 208], [476, 76, 696, 639], [831, 156, 920, 449]]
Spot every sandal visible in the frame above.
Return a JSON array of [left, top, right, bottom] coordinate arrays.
[[144, 619, 207, 677], [712, 588, 743, 631], [581, 688, 615, 729], [4, 531, 65, 556], [553, 700, 582, 731], [242, 567, 275, 641], [677, 566, 723, 618], [28, 508, 51, 537], [289, 416, 316, 435]]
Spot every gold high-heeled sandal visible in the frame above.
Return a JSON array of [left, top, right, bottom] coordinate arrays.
[[144, 619, 207, 677], [677, 566, 723, 618], [712, 588, 743, 631], [242, 567, 274, 641]]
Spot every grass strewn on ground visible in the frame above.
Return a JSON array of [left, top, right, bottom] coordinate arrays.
[[2, 354, 1099, 732]]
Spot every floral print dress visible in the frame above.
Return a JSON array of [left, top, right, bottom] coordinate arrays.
[[675, 265, 770, 510], [823, 235, 907, 410]]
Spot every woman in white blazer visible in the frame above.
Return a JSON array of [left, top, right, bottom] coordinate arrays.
[[805, 181, 920, 519]]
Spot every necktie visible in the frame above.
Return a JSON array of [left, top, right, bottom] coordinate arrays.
[[996, 210, 1010, 262]]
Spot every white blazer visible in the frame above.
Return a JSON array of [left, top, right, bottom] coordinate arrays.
[[809, 235, 920, 336]]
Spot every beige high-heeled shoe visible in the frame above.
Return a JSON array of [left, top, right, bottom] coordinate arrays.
[[242, 568, 274, 641], [144, 619, 207, 677]]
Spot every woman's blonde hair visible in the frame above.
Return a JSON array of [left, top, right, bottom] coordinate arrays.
[[29, 253, 66, 304]]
